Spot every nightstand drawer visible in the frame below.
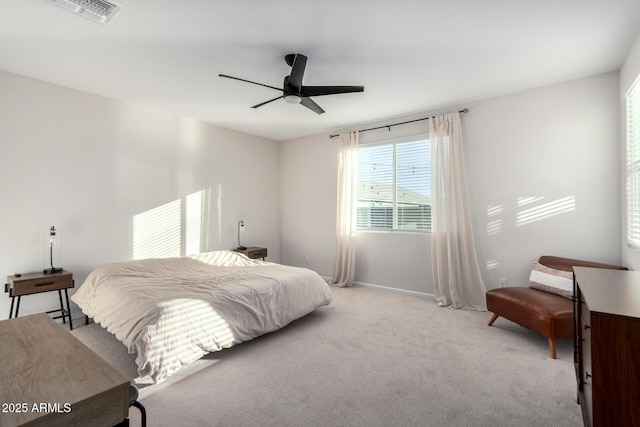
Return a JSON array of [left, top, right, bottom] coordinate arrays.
[[248, 248, 267, 259], [8, 272, 73, 296]]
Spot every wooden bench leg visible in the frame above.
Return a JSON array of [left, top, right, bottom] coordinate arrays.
[[548, 338, 557, 359], [487, 313, 499, 326]]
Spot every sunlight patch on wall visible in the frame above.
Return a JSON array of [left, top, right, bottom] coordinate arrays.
[[487, 205, 504, 216], [516, 196, 575, 226], [185, 191, 203, 256], [517, 196, 545, 207], [217, 184, 223, 244], [487, 220, 502, 236], [132, 199, 181, 259], [486, 260, 499, 270], [132, 189, 212, 259], [486, 204, 503, 236]]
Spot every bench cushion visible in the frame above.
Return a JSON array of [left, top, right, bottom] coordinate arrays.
[[486, 287, 573, 339]]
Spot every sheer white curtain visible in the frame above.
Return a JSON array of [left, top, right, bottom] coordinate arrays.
[[430, 112, 487, 310], [330, 131, 359, 287]]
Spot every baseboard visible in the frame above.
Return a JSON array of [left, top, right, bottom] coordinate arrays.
[[320, 276, 436, 300], [321, 275, 434, 300], [354, 281, 435, 300]]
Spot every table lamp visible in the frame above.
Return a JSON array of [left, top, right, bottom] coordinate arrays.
[[43, 226, 63, 274], [237, 220, 247, 250]]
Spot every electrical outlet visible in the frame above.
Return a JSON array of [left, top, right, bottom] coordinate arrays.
[[498, 278, 507, 288], [304, 254, 310, 264]]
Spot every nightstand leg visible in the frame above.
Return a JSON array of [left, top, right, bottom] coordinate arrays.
[[58, 290, 66, 325], [64, 288, 73, 330], [9, 296, 15, 318], [14, 296, 21, 318]]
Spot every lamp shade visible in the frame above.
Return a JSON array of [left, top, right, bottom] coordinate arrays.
[[237, 220, 246, 250], [44, 226, 63, 274]]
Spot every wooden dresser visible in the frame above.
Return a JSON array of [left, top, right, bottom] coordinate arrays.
[[573, 267, 640, 427]]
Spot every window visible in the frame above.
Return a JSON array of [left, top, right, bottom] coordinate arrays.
[[357, 137, 431, 231], [627, 77, 640, 249]]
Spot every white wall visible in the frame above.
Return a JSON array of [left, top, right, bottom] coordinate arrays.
[[620, 34, 640, 270], [466, 72, 621, 288], [280, 72, 622, 296], [0, 70, 281, 320]]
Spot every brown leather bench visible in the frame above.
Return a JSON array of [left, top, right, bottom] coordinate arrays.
[[486, 255, 627, 359]]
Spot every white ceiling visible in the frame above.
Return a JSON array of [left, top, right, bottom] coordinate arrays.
[[1, 1, 639, 141]]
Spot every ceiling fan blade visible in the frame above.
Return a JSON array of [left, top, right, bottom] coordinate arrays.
[[287, 54, 307, 92], [218, 74, 283, 92], [251, 96, 283, 109], [301, 85, 364, 97], [221, 54, 363, 114], [300, 97, 325, 114]]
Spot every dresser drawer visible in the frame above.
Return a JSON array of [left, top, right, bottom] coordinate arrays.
[[8, 272, 73, 296]]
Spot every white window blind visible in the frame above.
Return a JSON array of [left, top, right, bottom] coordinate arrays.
[[357, 138, 431, 231], [396, 140, 431, 230], [627, 77, 640, 249]]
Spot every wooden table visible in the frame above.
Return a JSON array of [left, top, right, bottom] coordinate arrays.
[[0, 313, 129, 427]]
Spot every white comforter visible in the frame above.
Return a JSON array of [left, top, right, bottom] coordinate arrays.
[[72, 251, 332, 382]]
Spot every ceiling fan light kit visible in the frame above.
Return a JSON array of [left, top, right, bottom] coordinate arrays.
[[284, 95, 302, 104], [220, 53, 364, 114]]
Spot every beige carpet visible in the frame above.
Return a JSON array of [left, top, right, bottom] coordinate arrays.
[[70, 286, 582, 427]]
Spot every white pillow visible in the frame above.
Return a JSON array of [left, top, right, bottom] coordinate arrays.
[[527, 262, 573, 299]]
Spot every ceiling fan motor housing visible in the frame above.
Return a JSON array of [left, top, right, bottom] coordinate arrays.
[[283, 76, 302, 103]]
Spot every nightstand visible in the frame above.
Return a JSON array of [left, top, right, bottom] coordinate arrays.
[[234, 247, 267, 260], [5, 270, 74, 330]]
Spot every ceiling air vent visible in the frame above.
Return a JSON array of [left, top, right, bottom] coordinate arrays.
[[51, 0, 121, 24]]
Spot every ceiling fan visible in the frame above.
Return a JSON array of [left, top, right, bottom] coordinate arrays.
[[219, 53, 364, 114]]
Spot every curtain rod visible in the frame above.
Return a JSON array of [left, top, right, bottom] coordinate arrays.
[[329, 108, 469, 139]]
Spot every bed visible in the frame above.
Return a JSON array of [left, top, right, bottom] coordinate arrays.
[[71, 250, 332, 382]]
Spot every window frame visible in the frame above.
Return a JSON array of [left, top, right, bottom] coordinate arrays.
[[626, 75, 640, 250], [356, 134, 431, 233]]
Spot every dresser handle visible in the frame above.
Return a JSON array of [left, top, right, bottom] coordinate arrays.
[[35, 282, 55, 287], [584, 323, 590, 330]]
